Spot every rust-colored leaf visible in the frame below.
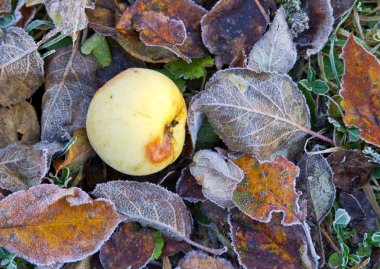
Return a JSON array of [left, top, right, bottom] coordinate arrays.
[[0, 184, 121, 266], [232, 155, 305, 225], [54, 128, 95, 172], [0, 101, 40, 148], [229, 210, 317, 269], [176, 250, 235, 269], [99, 222, 155, 269], [116, 0, 207, 63], [86, 0, 116, 36], [201, 0, 276, 67], [340, 33, 380, 146]]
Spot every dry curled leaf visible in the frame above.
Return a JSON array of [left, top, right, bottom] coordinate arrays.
[[0, 101, 40, 148], [340, 33, 380, 147], [232, 155, 305, 225], [187, 68, 310, 161], [247, 7, 297, 74], [176, 250, 235, 269], [295, 0, 334, 56], [176, 166, 206, 203], [229, 210, 317, 269], [0, 27, 44, 106], [327, 150, 374, 193], [0, 184, 121, 266], [190, 149, 244, 208], [201, 0, 276, 67], [41, 47, 97, 142], [116, 0, 207, 63], [99, 222, 155, 269]]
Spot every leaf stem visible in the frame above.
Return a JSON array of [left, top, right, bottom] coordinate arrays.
[[295, 123, 335, 145], [183, 237, 227, 255], [363, 182, 380, 218]]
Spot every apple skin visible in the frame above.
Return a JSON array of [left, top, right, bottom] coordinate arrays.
[[86, 68, 187, 176]]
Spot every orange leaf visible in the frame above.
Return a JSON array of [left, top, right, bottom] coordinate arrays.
[[232, 155, 305, 225], [340, 33, 380, 147], [0, 184, 121, 266]]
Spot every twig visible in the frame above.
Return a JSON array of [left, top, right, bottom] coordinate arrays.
[[320, 225, 340, 253], [363, 182, 380, 218], [353, 7, 365, 40], [162, 256, 172, 269], [351, 258, 370, 269]]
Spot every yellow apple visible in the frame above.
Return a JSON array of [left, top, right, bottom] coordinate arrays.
[[86, 68, 187, 176]]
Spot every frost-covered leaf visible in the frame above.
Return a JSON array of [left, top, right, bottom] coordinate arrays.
[[297, 154, 335, 225], [201, 0, 275, 67], [333, 208, 350, 228], [247, 7, 297, 74], [176, 167, 206, 203], [0, 143, 50, 192], [190, 149, 244, 208], [331, 0, 355, 19], [92, 180, 192, 240], [41, 47, 97, 142], [232, 155, 305, 225], [86, 0, 116, 36], [0, 184, 121, 266], [99, 222, 155, 269], [295, 0, 334, 56], [0, 102, 40, 148], [0, 27, 44, 106], [340, 33, 380, 147], [229, 210, 317, 269], [176, 250, 235, 269], [188, 68, 310, 161]]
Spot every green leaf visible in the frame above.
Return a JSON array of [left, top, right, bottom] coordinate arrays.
[[307, 67, 316, 82], [157, 69, 186, 93], [151, 230, 164, 260], [371, 232, 380, 243], [309, 80, 329, 94], [81, 34, 112, 67], [341, 242, 349, 266], [0, 14, 14, 28], [333, 209, 351, 229], [164, 56, 214, 80], [328, 117, 346, 133], [328, 252, 342, 268], [348, 254, 361, 264], [195, 119, 220, 150], [25, 20, 54, 32], [347, 127, 361, 142]]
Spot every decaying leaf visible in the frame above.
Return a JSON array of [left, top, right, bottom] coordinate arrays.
[[0, 27, 44, 106], [54, 128, 95, 172], [340, 33, 380, 147], [327, 150, 374, 193], [0, 143, 50, 192], [41, 47, 97, 142], [86, 0, 116, 36], [297, 154, 335, 225], [190, 149, 244, 208], [331, 0, 355, 19], [116, 0, 207, 63], [92, 180, 192, 240], [188, 68, 310, 161], [176, 250, 235, 269], [201, 0, 276, 67], [295, 0, 334, 56], [229, 209, 317, 269], [0, 184, 121, 266], [232, 155, 305, 225], [176, 167, 206, 203], [99, 222, 155, 269], [247, 7, 297, 74], [0, 101, 40, 148]]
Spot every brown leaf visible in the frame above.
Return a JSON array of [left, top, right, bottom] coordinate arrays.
[[41, 47, 97, 142], [176, 166, 206, 203], [116, 0, 207, 63], [229, 210, 317, 269], [0, 27, 44, 106], [201, 0, 276, 66], [176, 250, 235, 269], [0, 184, 121, 266], [327, 150, 374, 193], [162, 237, 189, 257], [340, 33, 380, 146], [99, 222, 155, 269], [0, 0, 12, 15], [86, 0, 116, 36], [331, 0, 355, 19], [0, 101, 40, 148], [200, 200, 229, 225], [232, 155, 305, 225], [63, 258, 91, 269]]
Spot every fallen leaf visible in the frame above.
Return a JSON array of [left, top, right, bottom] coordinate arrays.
[[190, 149, 244, 208], [327, 150, 374, 193], [297, 154, 335, 225], [201, 0, 276, 67], [247, 7, 297, 74], [116, 0, 207, 63], [0, 184, 121, 266], [331, 0, 355, 19], [295, 0, 334, 56], [187, 68, 311, 161], [99, 222, 155, 269], [164, 56, 214, 80], [161, 237, 189, 257], [0, 101, 40, 148], [232, 155, 305, 225], [81, 34, 112, 67], [63, 258, 91, 269], [54, 128, 95, 172], [176, 250, 235, 269], [176, 167, 206, 203], [86, 0, 116, 36], [0, 0, 11, 15], [229, 209, 317, 269], [41, 46, 97, 142], [200, 200, 229, 225], [0, 27, 44, 106], [340, 33, 380, 147]]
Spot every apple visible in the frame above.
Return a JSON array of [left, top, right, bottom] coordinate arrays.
[[86, 68, 187, 176]]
